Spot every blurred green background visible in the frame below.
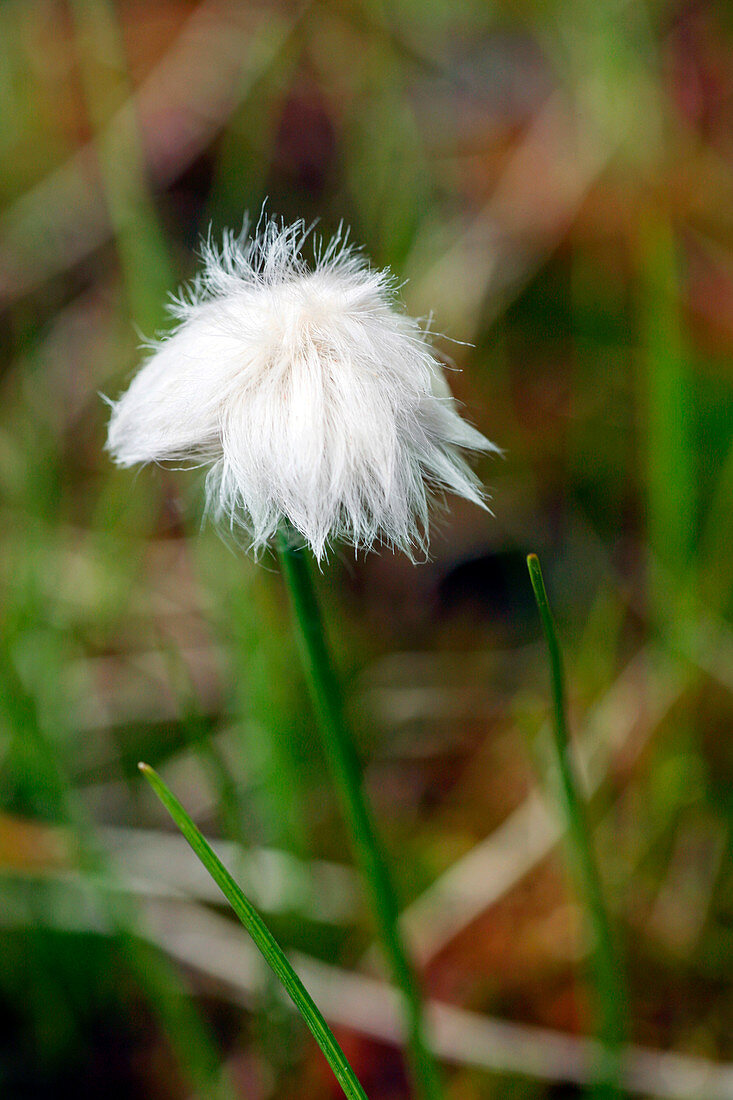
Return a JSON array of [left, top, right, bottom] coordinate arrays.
[[0, 0, 732, 1097]]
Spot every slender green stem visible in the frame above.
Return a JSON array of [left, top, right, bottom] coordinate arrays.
[[526, 554, 628, 1099], [277, 534, 443, 1100], [139, 764, 369, 1100]]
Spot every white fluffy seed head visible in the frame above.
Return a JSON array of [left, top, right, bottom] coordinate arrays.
[[106, 216, 499, 561]]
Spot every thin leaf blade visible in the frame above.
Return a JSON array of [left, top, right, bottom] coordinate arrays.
[[138, 762, 369, 1100]]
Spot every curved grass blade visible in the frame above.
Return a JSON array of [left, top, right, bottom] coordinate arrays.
[[138, 763, 369, 1100]]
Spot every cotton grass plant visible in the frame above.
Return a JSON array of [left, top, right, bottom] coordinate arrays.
[[108, 215, 626, 1100], [108, 213, 498, 1100]]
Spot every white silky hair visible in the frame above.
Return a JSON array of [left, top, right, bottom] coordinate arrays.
[[106, 216, 499, 561]]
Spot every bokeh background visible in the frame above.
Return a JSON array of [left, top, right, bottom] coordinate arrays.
[[1, 0, 732, 1097]]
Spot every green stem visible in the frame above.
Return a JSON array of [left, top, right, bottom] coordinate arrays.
[[277, 533, 443, 1100], [526, 554, 628, 1099]]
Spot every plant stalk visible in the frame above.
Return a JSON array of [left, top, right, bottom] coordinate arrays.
[[527, 553, 628, 1099], [277, 533, 443, 1100]]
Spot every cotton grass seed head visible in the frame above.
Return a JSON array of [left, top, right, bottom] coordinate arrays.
[[106, 216, 499, 561]]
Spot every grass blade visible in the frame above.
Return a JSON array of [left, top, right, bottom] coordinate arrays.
[[639, 211, 695, 626], [138, 762, 369, 1100], [526, 554, 628, 1099]]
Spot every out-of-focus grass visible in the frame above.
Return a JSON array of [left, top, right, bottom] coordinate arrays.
[[0, 1, 731, 1098], [639, 210, 696, 625]]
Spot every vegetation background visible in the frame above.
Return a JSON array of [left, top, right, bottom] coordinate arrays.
[[0, 0, 731, 1097]]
